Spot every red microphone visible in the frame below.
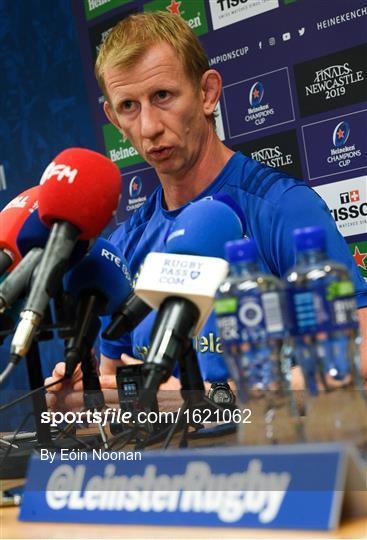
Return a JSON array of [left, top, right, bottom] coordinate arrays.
[[11, 148, 121, 358], [0, 186, 39, 275], [38, 148, 121, 239]]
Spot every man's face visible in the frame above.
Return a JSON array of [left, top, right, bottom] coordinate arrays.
[[103, 42, 209, 179]]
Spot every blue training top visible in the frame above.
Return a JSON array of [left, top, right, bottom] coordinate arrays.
[[100, 152, 367, 381]]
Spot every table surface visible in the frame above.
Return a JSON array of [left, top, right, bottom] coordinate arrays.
[[1, 428, 366, 539], [1, 506, 367, 539]]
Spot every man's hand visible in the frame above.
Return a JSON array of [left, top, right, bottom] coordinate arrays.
[[45, 353, 183, 413]]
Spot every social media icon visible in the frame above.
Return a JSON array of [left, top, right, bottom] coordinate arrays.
[[282, 32, 291, 41], [268, 37, 276, 46], [298, 27, 305, 36]]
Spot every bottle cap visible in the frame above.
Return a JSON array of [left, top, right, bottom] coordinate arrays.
[[293, 226, 326, 252], [225, 238, 258, 263]]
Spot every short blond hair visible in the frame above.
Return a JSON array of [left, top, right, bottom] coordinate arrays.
[[95, 11, 210, 98]]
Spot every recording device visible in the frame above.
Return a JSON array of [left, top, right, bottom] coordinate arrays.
[[136, 198, 243, 402], [110, 364, 159, 435], [0, 186, 39, 276], [10, 148, 121, 359]]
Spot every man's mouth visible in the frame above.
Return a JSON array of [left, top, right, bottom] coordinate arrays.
[[147, 146, 174, 160]]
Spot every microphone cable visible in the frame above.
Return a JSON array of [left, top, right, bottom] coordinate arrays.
[[0, 373, 73, 414]]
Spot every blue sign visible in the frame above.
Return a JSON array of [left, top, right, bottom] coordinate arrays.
[[302, 109, 367, 182], [20, 443, 348, 530], [223, 68, 295, 138]]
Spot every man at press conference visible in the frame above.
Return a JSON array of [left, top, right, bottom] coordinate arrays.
[[46, 11, 367, 412]]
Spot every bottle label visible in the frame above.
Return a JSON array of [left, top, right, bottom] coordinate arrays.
[[288, 280, 358, 335], [215, 290, 286, 345]]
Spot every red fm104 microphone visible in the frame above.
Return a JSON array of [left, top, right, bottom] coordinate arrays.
[[11, 148, 122, 359], [0, 186, 39, 276]]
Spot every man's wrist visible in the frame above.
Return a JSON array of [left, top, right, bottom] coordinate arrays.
[[207, 382, 236, 404]]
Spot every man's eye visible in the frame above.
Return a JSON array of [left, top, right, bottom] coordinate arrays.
[[156, 90, 169, 100], [122, 100, 134, 111]]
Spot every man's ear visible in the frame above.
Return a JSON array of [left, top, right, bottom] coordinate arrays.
[[103, 100, 123, 132], [201, 70, 222, 117]]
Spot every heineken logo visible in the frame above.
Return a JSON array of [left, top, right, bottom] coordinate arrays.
[[143, 0, 208, 36]]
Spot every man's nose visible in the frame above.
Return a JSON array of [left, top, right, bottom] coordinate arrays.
[[140, 105, 164, 139]]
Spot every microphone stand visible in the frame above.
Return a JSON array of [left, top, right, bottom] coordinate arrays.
[[59, 311, 110, 449], [24, 341, 52, 445], [162, 341, 234, 449], [136, 340, 235, 450], [0, 315, 102, 480]]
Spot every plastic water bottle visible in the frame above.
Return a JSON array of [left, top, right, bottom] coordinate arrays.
[[285, 227, 367, 449], [214, 238, 301, 445]]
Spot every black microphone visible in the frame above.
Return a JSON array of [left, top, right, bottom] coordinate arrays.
[[63, 238, 132, 379], [136, 198, 243, 403], [10, 148, 121, 359], [102, 292, 152, 340]]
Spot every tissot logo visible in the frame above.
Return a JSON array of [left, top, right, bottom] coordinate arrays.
[[294, 44, 367, 117], [339, 190, 359, 204], [209, 0, 279, 30], [331, 189, 366, 223], [314, 176, 367, 237], [249, 82, 264, 107], [333, 121, 350, 147], [216, 0, 248, 10]]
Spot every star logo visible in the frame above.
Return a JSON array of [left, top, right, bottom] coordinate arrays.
[[333, 121, 350, 148], [129, 176, 142, 198], [353, 246, 367, 270], [166, 0, 182, 15], [249, 81, 264, 107]]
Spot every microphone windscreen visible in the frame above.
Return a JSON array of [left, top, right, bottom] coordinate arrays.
[[16, 210, 90, 267], [38, 148, 121, 240], [210, 193, 246, 234], [64, 238, 132, 314], [0, 186, 39, 270], [16, 210, 49, 256], [165, 198, 243, 259]]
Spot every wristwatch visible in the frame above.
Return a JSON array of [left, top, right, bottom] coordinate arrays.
[[208, 382, 236, 404]]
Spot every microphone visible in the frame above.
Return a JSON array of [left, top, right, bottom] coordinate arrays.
[[10, 148, 121, 359], [135, 198, 243, 398], [103, 193, 245, 341], [63, 238, 132, 408], [0, 210, 91, 315], [102, 292, 152, 340], [0, 186, 39, 276]]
